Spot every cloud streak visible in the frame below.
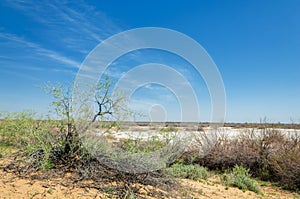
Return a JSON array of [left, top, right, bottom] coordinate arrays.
[[1, 0, 124, 77], [5, 0, 122, 43], [0, 32, 80, 68]]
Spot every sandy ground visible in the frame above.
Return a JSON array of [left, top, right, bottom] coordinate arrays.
[[0, 156, 299, 199]]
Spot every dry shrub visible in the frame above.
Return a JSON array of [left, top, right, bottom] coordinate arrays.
[[193, 130, 262, 170], [192, 128, 300, 190], [268, 133, 300, 190]]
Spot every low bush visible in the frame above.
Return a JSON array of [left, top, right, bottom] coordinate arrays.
[[221, 165, 261, 194], [0, 111, 57, 156], [164, 163, 210, 181], [121, 136, 166, 153]]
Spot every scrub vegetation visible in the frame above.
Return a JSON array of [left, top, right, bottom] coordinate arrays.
[[0, 78, 300, 198]]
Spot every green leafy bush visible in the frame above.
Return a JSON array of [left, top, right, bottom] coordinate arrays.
[[221, 165, 261, 194], [165, 163, 210, 181], [0, 111, 55, 153], [122, 135, 166, 153]]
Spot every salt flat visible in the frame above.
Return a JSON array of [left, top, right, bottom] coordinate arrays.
[[95, 123, 300, 141]]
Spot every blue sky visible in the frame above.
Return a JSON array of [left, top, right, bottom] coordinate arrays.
[[0, 0, 299, 123]]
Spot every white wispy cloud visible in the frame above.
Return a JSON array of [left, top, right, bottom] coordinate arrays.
[[5, 0, 122, 44], [0, 67, 41, 81], [1, 0, 125, 77], [0, 32, 80, 68]]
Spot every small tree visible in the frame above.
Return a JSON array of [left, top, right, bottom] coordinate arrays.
[[92, 75, 126, 123], [43, 82, 74, 144], [42, 76, 125, 159]]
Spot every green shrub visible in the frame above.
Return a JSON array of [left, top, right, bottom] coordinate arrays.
[[165, 163, 210, 181], [122, 135, 168, 153], [41, 160, 53, 170], [0, 111, 56, 153], [0, 111, 70, 170], [221, 165, 261, 194]]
